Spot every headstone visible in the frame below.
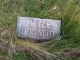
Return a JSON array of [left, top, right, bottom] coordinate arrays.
[[16, 17, 61, 41]]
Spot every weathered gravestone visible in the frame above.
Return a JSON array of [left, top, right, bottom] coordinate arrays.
[[16, 17, 61, 41]]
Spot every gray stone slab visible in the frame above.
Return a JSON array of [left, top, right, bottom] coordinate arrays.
[[16, 17, 61, 41]]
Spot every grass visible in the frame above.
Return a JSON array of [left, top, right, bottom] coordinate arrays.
[[0, 0, 80, 60]]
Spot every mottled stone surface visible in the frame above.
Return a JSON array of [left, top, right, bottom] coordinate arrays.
[[16, 17, 61, 41]]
